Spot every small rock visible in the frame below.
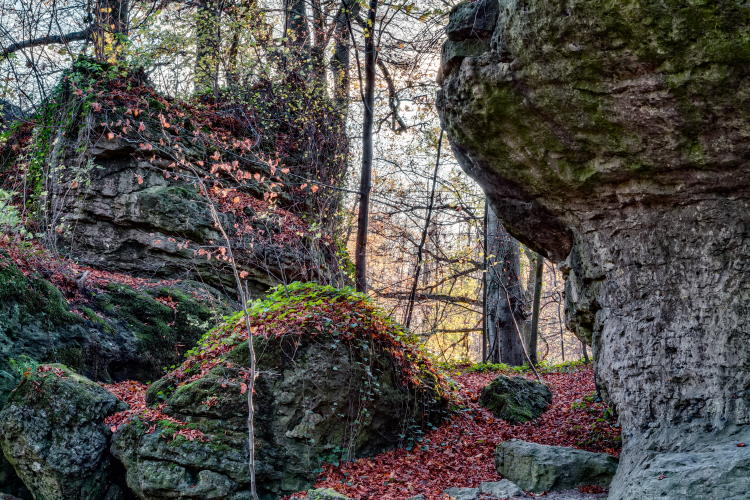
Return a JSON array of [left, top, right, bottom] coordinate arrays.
[[479, 479, 524, 497], [406, 495, 426, 500], [443, 487, 479, 500], [304, 488, 352, 500], [495, 440, 617, 493], [479, 375, 552, 423]]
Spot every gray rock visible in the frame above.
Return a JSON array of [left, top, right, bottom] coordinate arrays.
[[0, 251, 229, 406], [437, 0, 750, 497], [608, 427, 750, 500], [495, 440, 617, 492], [443, 487, 479, 500], [304, 488, 352, 500], [0, 365, 126, 500], [406, 495, 426, 500], [112, 287, 451, 499], [479, 375, 551, 423], [479, 479, 524, 498]]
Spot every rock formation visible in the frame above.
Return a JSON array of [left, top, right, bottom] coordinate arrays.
[[0, 60, 346, 297], [111, 283, 451, 499], [437, 0, 750, 497], [0, 365, 127, 500]]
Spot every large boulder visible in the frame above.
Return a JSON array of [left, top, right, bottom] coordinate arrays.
[[111, 283, 451, 499], [495, 440, 617, 493], [0, 60, 345, 295], [0, 364, 127, 499], [0, 251, 228, 406], [437, 0, 750, 497], [479, 375, 551, 423]]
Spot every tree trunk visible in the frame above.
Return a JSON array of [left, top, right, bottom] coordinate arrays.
[[194, 0, 220, 95], [527, 252, 543, 365], [330, 0, 359, 113], [93, 0, 129, 62], [484, 203, 525, 366], [353, 0, 377, 293]]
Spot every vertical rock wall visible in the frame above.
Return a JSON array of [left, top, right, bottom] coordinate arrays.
[[437, 0, 750, 497]]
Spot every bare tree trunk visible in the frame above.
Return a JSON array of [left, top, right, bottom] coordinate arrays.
[[330, 0, 359, 113], [93, 0, 129, 62], [194, 0, 220, 95], [528, 252, 543, 364], [484, 203, 525, 365], [404, 129, 443, 329], [354, 0, 377, 293]]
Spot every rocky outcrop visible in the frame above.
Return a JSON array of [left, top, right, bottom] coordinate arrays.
[[0, 364, 127, 500], [111, 283, 451, 499], [0, 251, 228, 407], [437, 0, 750, 497], [1, 61, 345, 297], [495, 440, 617, 493], [479, 375, 551, 423]]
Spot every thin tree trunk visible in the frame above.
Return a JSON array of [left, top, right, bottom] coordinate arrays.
[[484, 203, 525, 366], [354, 0, 377, 293], [404, 129, 443, 329], [581, 340, 590, 363], [528, 252, 543, 364]]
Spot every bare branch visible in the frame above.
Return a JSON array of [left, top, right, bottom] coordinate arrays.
[[1, 26, 93, 58]]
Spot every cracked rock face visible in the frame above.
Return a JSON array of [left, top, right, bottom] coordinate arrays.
[[437, 0, 750, 498]]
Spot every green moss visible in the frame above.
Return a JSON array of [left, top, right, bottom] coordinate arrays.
[[0, 253, 80, 327]]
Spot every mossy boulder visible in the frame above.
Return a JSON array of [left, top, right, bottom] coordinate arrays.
[[0, 251, 228, 406], [0, 364, 127, 499], [112, 283, 452, 499], [479, 375, 551, 423]]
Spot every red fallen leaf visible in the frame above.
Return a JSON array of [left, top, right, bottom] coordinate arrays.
[[106, 132, 115, 140], [91, 102, 102, 112], [239, 271, 249, 279], [240, 383, 248, 394], [135, 174, 144, 185], [657, 474, 667, 480], [738, 443, 746, 447]]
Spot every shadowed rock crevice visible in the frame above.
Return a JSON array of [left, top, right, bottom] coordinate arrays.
[[437, 0, 750, 497]]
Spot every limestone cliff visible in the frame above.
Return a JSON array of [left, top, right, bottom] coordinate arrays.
[[437, 0, 750, 497]]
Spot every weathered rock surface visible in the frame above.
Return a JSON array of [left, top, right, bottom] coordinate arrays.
[[112, 284, 451, 499], [495, 440, 617, 493], [3, 63, 345, 295], [479, 375, 551, 423], [304, 488, 352, 500], [437, 0, 750, 497], [0, 252, 228, 406], [0, 364, 127, 500], [443, 480, 524, 499]]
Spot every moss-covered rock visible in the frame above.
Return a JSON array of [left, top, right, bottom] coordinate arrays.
[[112, 283, 452, 499], [0, 364, 127, 499], [0, 251, 229, 407], [479, 375, 551, 423]]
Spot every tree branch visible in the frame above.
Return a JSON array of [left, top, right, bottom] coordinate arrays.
[[1, 26, 93, 58]]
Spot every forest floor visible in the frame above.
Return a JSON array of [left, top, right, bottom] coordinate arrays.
[[301, 366, 621, 500]]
